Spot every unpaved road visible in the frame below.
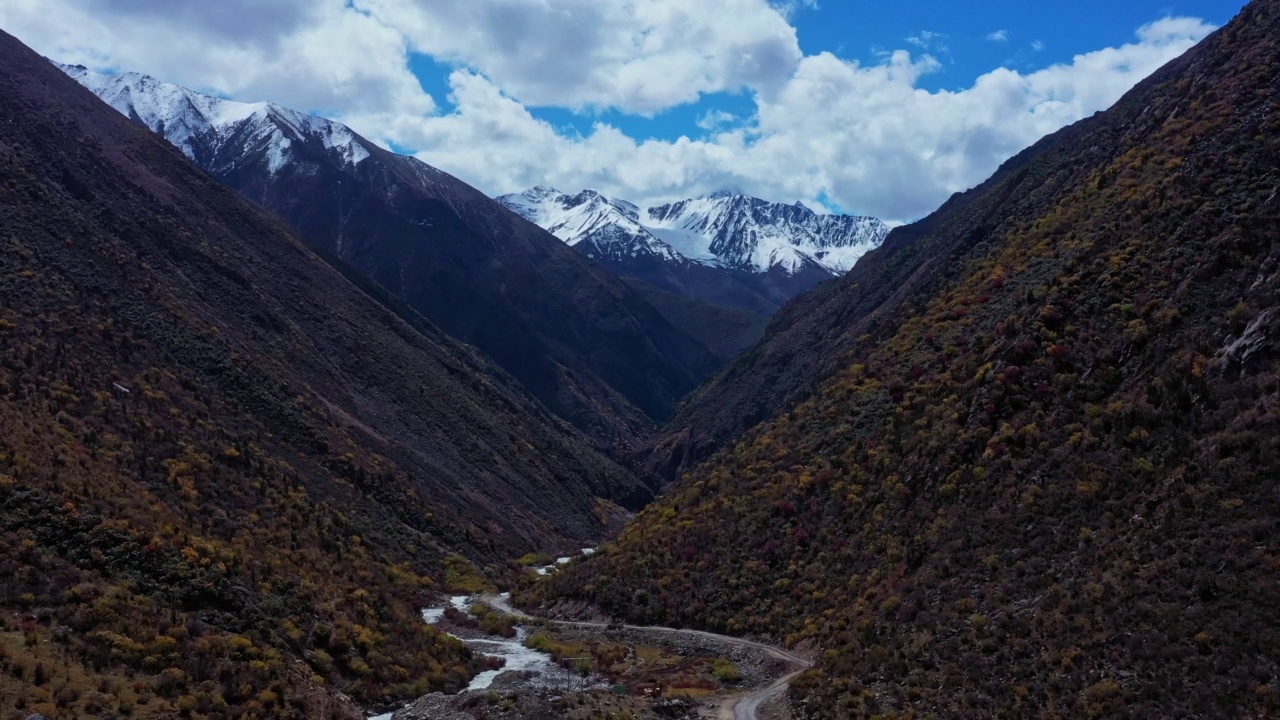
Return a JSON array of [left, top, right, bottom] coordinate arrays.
[[483, 594, 811, 720]]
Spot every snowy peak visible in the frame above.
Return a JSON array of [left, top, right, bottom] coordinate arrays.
[[497, 187, 683, 264], [504, 186, 890, 276], [567, 189, 641, 222], [500, 186, 639, 236], [647, 194, 889, 274], [62, 61, 888, 278], [59, 63, 372, 173]]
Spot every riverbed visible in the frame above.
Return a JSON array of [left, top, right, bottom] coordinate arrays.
[[368, 592, 587, 719]]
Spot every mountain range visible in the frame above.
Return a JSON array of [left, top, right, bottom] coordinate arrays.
[[2, 0, 1277, 717], [536, 2, 1280, 717], [0, 27, 674, 718], [498, 185, 889, 316], [61, 64, 722, 454]]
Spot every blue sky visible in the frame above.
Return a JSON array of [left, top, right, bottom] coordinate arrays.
[[791, 1, 1243, 83], [0, 0, 1245, 221], [788, 0, 1239, 71], [409, 0, 1244, 146]]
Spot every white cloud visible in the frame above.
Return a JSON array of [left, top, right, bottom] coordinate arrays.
[[373, 18, 1212, 222], [987, 30, 1009, 42], [0, 1, 1217, 224], [3, 0, 802, 117], [905, 30, 949, 62], [907, 30, 944, 49], [0, 0, 435, 119], [1137, 15, 1214, 43], [350, 0, 803, 114], [771, 0, 820, 20], [1031, 40, 1046, 52], [696, 109, 740, 131]]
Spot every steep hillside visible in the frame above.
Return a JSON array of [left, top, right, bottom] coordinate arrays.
[[0, 29, 648, 718], [620, 278, 771, 359], [63, 67, 721, 452], [541, 2, 1280, 717], [647, 4, 1270, 484]]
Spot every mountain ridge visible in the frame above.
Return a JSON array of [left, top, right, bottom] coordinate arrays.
[[62, 64, 373, 173], [61, 64, 723, 455], [0, 29, 659, 717], [497, 185, 889, 315], [496, 184, 890, 360]]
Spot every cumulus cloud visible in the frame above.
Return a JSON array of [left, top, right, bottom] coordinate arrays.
[[0, 1, 1217, 223], [987, 29, 1009, 42], [351, 0, 804, 114], [5, 0, 803, 117], [374, 17, 1213, 222], [0, 0, 434, 118]]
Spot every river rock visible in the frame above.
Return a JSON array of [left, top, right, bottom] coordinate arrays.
[[392, 693, 471, 720]]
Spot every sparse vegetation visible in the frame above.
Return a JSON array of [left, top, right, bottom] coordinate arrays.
[[0, 30, 648, 718], [542, 3, 1280, 718]]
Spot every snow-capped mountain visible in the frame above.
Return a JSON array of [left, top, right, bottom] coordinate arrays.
[[61, 62, 726, 451], [61, 64, 372, 174], [500, 186, 684, 264], [497, 186, 889, 278], [646, 192, 889, 275]]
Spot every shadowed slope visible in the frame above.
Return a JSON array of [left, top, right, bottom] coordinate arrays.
[[65, 65, 723, 453]]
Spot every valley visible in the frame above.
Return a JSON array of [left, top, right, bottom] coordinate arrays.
[[543, 2, 1280, 717], [0, 1, 1275, 719], [364, 572, 811, 720]]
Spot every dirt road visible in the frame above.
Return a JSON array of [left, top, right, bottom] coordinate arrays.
[[482, 594, 811, 720]]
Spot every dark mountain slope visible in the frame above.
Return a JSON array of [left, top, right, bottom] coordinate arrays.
[[541, 2, 1280, 717], [591, 246, 784, 318], [65, 68, 722, 452], [647, 3, 1269, 483], [0, 29, 647, 717], [275, 149, 719, 447], [620, 277, 771, 359]]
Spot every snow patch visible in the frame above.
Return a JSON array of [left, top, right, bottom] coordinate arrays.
[[498, 186, 889, 276], [58, 63, 373, 174], [497, 187, 685, 264]]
